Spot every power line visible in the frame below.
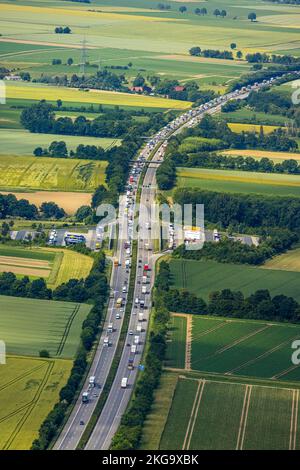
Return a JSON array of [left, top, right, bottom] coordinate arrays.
[[79, 38, 88, 74]]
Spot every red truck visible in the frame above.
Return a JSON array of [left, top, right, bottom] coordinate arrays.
[[143, 264, 149, 271]]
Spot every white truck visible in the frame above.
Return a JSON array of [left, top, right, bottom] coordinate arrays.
[[121, 377, 128, 388], [142, 275, 148, 284], [89, 376, 96, 387], [134, 335, 139, 345], [136, 324, 142, 333], [138, 312, 144, 322], [142, 285, 147, 294], [103, 337, 110, 347], [107, 323, 113, 333], [131, 344, 137, 354], [82, 391, 89, 403]]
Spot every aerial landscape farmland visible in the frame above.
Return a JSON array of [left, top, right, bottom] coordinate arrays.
[[1, 0, 300, 457]]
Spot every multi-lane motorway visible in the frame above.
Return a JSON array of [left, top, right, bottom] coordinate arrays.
[[55, 71, 299, 450]]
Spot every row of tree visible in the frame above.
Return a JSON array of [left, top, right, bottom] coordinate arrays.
[[32, 250, 108, 449], [0, 194, 66, 221], [174, 188, 300, 231], [173, 229, 297, 265], [189, 47, 235, 60], [171, 151, 300, 176], [165, 287, 300, 323]]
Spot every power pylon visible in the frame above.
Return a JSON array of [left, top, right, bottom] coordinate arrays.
[[79, 38, 88, 74]]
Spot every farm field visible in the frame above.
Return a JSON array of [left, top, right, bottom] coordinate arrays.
[[0, 246, 54, 279], [190, 315, 300, 380], [263, 247, 300, 273], [176, 167, 300, 197], [220, 149, 300, 162], [169, 258, 300, 302], [4, 83, 191, 110], [0, 245, 93, 287], [0, 191, 92, 215], [0, 129, 120, 155], [165, 314, 187, 369], [159, 375, 299, 450], [1, 0, 300, 57], [0, 295, 91, 357], [227, 122, 279, 134], [0, 155, 107, 192], [45, 248, 94, 289], [220, 108, 288, 126], [0, 355, 72, 450]]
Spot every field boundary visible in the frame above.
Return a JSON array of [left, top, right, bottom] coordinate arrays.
[[236, 384, 252, 450]]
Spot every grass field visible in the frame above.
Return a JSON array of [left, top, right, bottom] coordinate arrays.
[[166, 315, 187, 369], [221, 149, 300, 163], [176, 167, 300, 197], [0, 155, 107, 192], [169, 258, 300, 302], [5, 83, 191, 110], [0, 295, 91, 357], [190, 316, 300, 380], [221, 108, 288, 126], [0, 129, 121, 155], [0, 355, 72, 450], [159, 375, 299, 450], [0, 190, 92, 215]]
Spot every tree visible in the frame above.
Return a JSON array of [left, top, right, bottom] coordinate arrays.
[[236, 50, 243, 59], [75, 205, 93, 222], [220, 9, 227, 18], [179, 6, 187, 13], [67, 57, 73, 66], [189, 46, 201, 57], [57, 99, 63, 108], [40, 201, 66, 219], [230, 43, 237, 50], [213, 9, 221, 17], [248, 12, 257, 22], [48, 140, 68, 158], [1, 222, 10, 237], [194, 8, 201, 15], [39, 350, 50, 358], [63, 26, 71, 34], [200, 7, 207, 15]]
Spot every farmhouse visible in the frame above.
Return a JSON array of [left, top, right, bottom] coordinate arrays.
[[4, 74, 21, 81]]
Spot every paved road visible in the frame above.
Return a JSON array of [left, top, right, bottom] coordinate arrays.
[[54, 196, 136, 449], [56, 72, 298, 450]]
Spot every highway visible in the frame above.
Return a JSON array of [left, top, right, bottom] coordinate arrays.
[[55, 71, 299, 450]]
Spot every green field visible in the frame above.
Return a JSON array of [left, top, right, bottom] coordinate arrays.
[[165, 315, 187, 369], [191, 316, 300, 380], [0, 295, 91, 357], [0, 154, 107, 191], [0, 355, 72, 450], [0, 129, 120, 155], [220, 107, 288, 126], [1, 0, 300, 93], [176, 167, 300, 198], [264, 247, 300, 272], [159, 375, 299, 450], [169, 258, 300, 302]]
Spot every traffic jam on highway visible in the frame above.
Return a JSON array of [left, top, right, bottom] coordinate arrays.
[[57, 70, 300, 449]]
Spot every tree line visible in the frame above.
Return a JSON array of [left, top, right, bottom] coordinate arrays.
[[170, 151, 300, 176], [0, 194, 65, 220], [31, 251, 109, 449], [174, 188, 300, 232]]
